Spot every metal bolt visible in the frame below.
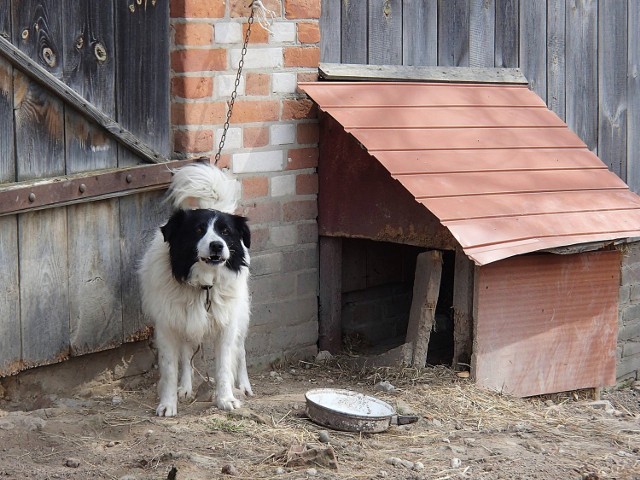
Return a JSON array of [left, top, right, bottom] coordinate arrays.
[[79, 183, 87, 193], [126, 174, 133, 183], [28, 193, 36, 202]]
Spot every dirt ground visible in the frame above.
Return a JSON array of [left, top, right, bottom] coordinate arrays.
[[0, 357, 638, 480]]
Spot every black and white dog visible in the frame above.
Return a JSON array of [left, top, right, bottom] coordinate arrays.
[[138, 163, 253, 416]]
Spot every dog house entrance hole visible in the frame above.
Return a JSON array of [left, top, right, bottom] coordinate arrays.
[[340, 238, 455, 366]]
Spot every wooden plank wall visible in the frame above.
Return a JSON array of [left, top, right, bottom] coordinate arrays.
[[320, 0, 639, 191], [0, 0, 169, 374]]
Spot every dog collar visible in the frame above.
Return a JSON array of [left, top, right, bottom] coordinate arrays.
[[202, 285, 212, 311]]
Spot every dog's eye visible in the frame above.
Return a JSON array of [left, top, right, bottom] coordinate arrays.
[[221, 227, 231, 236], [196, 224, 206, 235]]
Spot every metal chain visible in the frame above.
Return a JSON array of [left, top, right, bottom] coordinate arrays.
[[214, 7, 255, 165]]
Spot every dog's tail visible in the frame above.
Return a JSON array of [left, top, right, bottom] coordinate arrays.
[[167, 163, 240, 213]]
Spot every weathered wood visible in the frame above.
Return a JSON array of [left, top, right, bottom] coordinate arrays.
[[494, 0, 518, 67], [628, 1, 640, 193], [519, 0, 546, 101], [452, 248, 474, 369], [566, 0, 598, 152], [403, 0, 437, 66], [469, 0, 495, 68], [340, 0, 367, 65], [368, 0, 402, 65], [319, 236, 342, 353], [319, 0, 340, 62], [0, 216, 20, 375], [115, 0, 170, 167], [547, 0, 566, 120], [0, 34, 166, 165], [405, 250, 442, 368], [319, 62, 527, 84], [0, 2, 13, 183], [598, 0, 628, 180], [438, 0, 470, 67]]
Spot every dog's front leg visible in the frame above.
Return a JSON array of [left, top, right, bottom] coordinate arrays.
[[214, 328, 242, 410], [156, 330, 180, 416], [177, 343, 195, 401]]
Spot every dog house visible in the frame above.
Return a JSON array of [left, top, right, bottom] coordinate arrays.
[[300, 65, 640, 397]]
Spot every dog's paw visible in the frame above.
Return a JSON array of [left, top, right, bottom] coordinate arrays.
[[238, 383, 254, 397], [156, 402, 178, 417], [216, 396, 242, 411], [177, 386, 193, 401]]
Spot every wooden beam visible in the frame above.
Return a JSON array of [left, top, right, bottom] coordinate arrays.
[[452, 248, 474, 369], [0, 33, 167, 164], [405, 250, 443, 367], [319, 236, 342, 353], [318, 62, 528, 84]]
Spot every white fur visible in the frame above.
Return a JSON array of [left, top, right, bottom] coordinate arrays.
[[167, 163, 240, 213], [138, 163, 252, 417]]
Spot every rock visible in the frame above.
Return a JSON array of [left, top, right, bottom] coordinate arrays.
[[221, 464, 238, 476], [374, 381, 395, 392], [111, 395, 123, 406], [379, 470, 388, 477], [395, 399, 415, 415], [318, 430, 331, 443], [588, 400, 616, 415], [275, 467, 285, 474], [451, 457, 462, 468], [456, 371, 470, 378], [0, 414, 46, 432], [385, 457, 414, 469], [413, 462, 424, 470], [316, 351, 333, 362], [64, 458, 81, 468], [306, 468, 318, 476]]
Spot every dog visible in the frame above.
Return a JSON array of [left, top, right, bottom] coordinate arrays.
[[138, 163, 253, 416]]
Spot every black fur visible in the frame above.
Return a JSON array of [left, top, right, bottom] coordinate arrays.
[[160, 208, 250, 283]]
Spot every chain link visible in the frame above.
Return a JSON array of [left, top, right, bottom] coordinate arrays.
[[214, 7, 255, 165]]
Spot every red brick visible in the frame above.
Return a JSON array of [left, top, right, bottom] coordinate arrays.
[[171, 49, 227, 72], [242, 176, 269, 198], [174, 129, 214, 153], [245, 73, 271, 96], [296, 122, 319, 144], [174, 22, 213, 46], [297, 72, 319, 83], [172, 102, 226, 125], [285, 0, 321, 19], [249, 226, 269, 250], [231, 100, 279, 123], [297, 22, 320, 43], [243, 21, 269, 44], [171, 0, 225, 19], [297, 222, 318, 243], [240, 201, 281, 224], [286, 147, 318, 170], [171, 76, 213, 99], [230, 0, 281, 17], [296, 173, 318, 195], [282, 98, 317, 120], [284, 46, 320, 68], [283, 200, 317, 222], [243, 126, 269, 148]]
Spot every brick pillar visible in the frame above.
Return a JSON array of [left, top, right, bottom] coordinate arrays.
[[170, 0, 321, 366]]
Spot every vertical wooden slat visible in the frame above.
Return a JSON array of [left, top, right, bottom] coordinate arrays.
[[341, 0, 367, 65], [402, 0, 437, 66], [519, 0, 546, 101], [547, 0, 566, 120], [368, 0, 402, 65], [494, 0, 519, 67], [598, 1, 627, 180], [628, 1, 640, 192], [0, 0, 19, 374], [115, 0, 170, 340], [452, 248, 474, 369], [566, 0, 598, 152], [13, 0, 70, 367], [469, 0, 495, 68], [437, 0, 470, 67], [319, 236, 342, 353], [319, 0, 341, 62], [62, 1, 122, 356]]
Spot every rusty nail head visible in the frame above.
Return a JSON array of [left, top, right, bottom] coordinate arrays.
[[79, 183, 87, 193], [28, 192, 36, 202], [126, 174, 133, 183]]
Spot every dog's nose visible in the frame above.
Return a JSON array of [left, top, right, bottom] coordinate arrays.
[[209, 241, 224, 254]]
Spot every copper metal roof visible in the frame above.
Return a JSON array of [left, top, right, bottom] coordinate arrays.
[[299, 81, 640, 265]]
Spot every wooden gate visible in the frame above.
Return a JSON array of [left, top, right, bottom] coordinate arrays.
[[0, 1, 178, 375]]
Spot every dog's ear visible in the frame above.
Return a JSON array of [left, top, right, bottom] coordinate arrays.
[[161, 209, 186, 242], [235, 215, 251, 249]]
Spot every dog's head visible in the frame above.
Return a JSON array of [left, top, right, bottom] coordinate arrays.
[[160, 208, 250, 284]]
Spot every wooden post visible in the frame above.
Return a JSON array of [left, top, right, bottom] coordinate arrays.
[[452, 248, 475, 369], [319, 236, 342, 353], [405, 250, 442, 367]]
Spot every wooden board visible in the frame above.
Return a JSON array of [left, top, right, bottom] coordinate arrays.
[[519, 0, 546, 101], [319, 236, 342, 353], [473, 252, 620, 397], [452, 248, 474, 368], [547, 0, 566, 120], [368, 0, 402, 65], [629, 2, 640, 192], [402, 0, 437, 66], [0, 2, 13, 183], [468, 0, 495, 68], [437, 0, 470, 67], [0, 216, 20, 374], [597, 0, 628, 180], [319, 0, 340, 63], [494, 0, 518, 67], [340, 0, 367, 65]]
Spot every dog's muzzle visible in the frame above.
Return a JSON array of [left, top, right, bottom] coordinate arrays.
[[200, 240, 226, 265]]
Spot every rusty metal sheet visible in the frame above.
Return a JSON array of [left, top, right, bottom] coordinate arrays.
[[300, 81, 640, 265], [0, 159, 196, 216], [473, 251, 620, 397]]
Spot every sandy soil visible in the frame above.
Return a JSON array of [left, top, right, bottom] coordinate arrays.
[[0, 359, 638, 480]]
